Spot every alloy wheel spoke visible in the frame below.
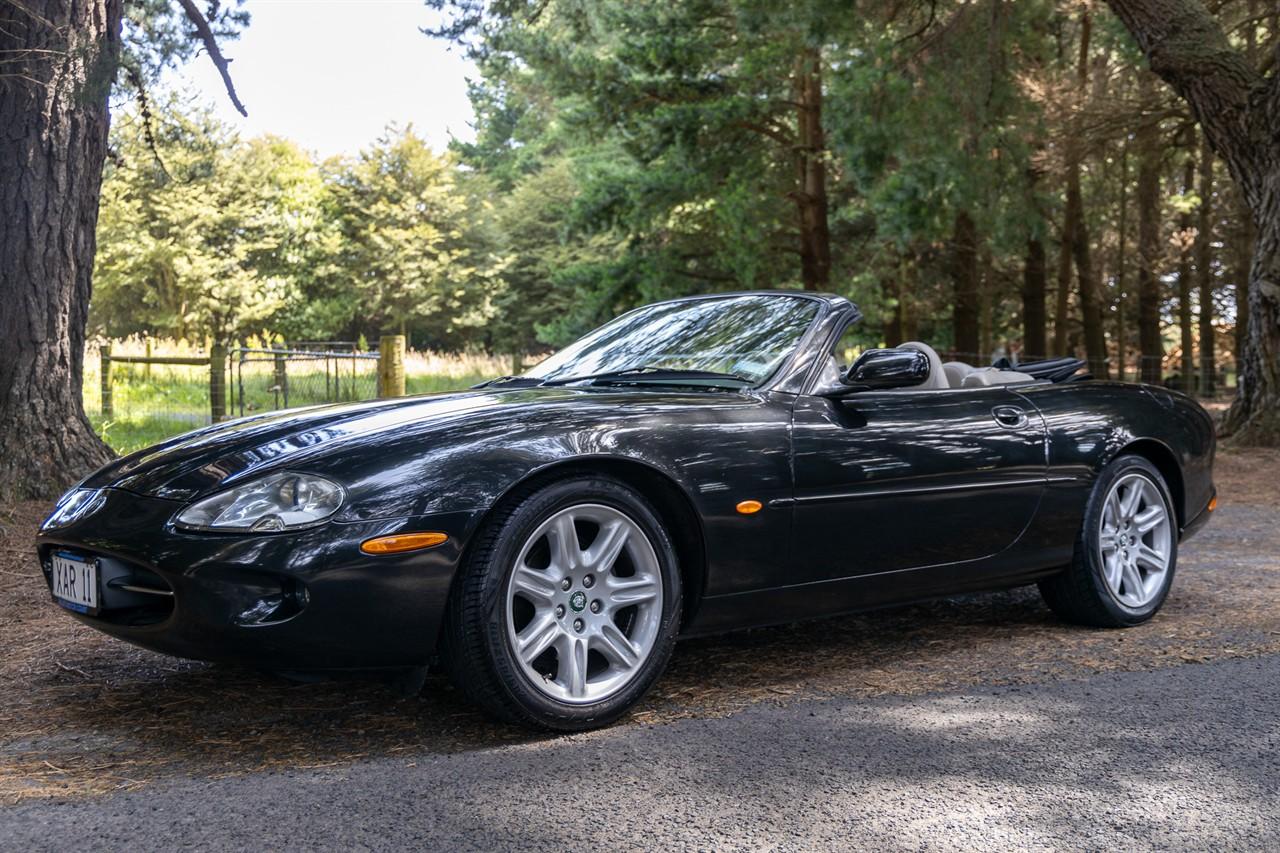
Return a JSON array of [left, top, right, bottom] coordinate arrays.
[[595, 621, 640, 669], [606, 575, 659, 606], [1105, 492, 1123, 528], [1104, 551, 1124, 592], [517, 614, 561, 664], [512, 565, 557, 602], [562, 635, 588, 698], [1135, 543, 1166, 572], [585, 519, 629, 573], [1121, 561, 1145, 599], [550, 513, 582, 572], [1119, 481, 1143, 518], [1099, 528, 1120, 552], [1133, 505, 1165, 534]]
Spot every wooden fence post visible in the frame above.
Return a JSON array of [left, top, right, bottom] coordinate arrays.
[[100, 343, 113, 421], [378, 335, 406, 398], [273, 350, 289, 408], [209, 342, 227, 423]]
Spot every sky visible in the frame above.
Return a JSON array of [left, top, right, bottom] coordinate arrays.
[[174, 0, 478, 158]]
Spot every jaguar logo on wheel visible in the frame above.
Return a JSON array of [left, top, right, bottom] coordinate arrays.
[[569, 590, 587, 612]]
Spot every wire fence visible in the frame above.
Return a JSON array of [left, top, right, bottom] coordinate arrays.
[[83, 339, 511, 453], [230, 348, 379, 417]]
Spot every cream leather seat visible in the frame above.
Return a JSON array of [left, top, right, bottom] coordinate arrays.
[[942, 361, 975, 389], [897, 342, 950, 390], [961, 367, 1035, 387]]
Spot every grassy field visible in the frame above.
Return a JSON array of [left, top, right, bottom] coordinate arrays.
[[85, 339, 512, 454]]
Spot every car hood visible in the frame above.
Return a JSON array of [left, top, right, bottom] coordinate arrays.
[[81, 386, 740, 500]]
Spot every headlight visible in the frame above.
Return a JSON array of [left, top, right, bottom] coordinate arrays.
[[174, 472, 344, 533], [42, 488, 105, 530]]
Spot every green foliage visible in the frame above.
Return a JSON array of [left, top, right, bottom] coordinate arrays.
[[94, 97, 309, 341], [94, 104, 500, 348]]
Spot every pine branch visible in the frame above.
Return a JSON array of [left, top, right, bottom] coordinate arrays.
[[174, 0, 247, 116]]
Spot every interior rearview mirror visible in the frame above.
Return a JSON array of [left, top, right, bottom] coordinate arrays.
[[835, 348, 930, 394]]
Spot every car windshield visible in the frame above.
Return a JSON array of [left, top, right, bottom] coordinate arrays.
[[523, 294, 821, 386]]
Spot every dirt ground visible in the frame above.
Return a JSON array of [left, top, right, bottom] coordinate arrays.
[[1, 448, 1277, 803]]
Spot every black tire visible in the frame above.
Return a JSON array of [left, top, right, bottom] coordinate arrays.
[[1039, 454, 1178, 628], [442, 474, 682, 731]]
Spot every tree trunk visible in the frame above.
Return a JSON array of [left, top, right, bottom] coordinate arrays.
[[794, 49, 831, 291], [1176, 137, 1196, 393], [1106, 0, 1280, 443], [1234, 200, 1255, 370], [1053, 213, 1075, 357], [1135, 74, 1163, 385], [1068, 168, 1110, 378], [883, 274, 904, 347], [1022, 237, 1048, 360], [1115, 137, 1130, 381], [0, 0, 119, 499], [950, 210, 981, 360], [1066, 8, 1110, 378], [1196, 132, 1216, 396]]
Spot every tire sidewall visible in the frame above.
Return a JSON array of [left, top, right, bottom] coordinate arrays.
[[475, 476, 682, 728], [1081, 455, 1178, 624]]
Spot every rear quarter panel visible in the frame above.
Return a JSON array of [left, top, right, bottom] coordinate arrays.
[[1014, 381, 1215, 556]]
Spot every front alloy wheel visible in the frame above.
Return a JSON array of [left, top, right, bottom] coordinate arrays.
[[505, 503, 663, 704], [444, 475, 682, 731]]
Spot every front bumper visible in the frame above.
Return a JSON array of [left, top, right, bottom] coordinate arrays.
[[36, 488, 479, 670]]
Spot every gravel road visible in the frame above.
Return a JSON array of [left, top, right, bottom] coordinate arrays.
[[4, 653, 1277, 851]]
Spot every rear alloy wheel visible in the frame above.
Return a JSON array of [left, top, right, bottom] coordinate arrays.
[[1039, 455, 1178, 627], [444, 476, 682, 730]]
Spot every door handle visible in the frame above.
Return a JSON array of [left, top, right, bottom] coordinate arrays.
[[992, 405, 1027, 428]]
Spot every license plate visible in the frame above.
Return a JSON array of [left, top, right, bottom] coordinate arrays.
[[50, 552, 98, 613]]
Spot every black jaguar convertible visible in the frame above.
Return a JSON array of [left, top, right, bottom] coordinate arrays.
[[38, 291, 1216, 730]]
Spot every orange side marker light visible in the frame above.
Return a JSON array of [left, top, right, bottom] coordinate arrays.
[[736, 500, 763, 515], [361, 532, 449, 555], [1208, 495, 1218, 513]]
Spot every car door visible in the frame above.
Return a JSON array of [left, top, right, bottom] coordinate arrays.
[[787, 385, 1046, 585]]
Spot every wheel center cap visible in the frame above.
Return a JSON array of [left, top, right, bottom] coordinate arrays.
[[569, 590, 587, 612]]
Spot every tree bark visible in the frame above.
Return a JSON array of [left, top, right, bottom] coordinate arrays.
[[1068, 169, 1110, 378], [1066, 8, 1110, 378], [1106, 0, 1280, 442], [0, 0, 118, 499], [794, 49, 831, 291], [950, 210, 981, 360], [1135, 74, 1164, 386], [1053, 212, 1075, 357], [1234, 199, 1255, 369], [1176, 136, 1196, 393], [883, 273, 904, 347], [1115, 137, 1131, 381], [1196, 131, 1216, 395], [1022, 237, 1048, 360]]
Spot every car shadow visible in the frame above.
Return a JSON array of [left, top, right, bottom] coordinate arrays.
[[13, 585, 1086, 785]]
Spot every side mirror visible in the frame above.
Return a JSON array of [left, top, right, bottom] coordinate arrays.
[[835, 348, 930, 394]]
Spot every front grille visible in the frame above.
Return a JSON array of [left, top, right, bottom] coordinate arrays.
[[42, 550, 175, 627]]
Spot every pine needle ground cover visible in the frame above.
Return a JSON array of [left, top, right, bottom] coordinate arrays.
[[0, 449, 1276, 802]]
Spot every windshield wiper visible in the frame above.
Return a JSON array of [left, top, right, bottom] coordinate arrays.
[[539, 366, 750, 388], [471, 375, 545, 389]]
